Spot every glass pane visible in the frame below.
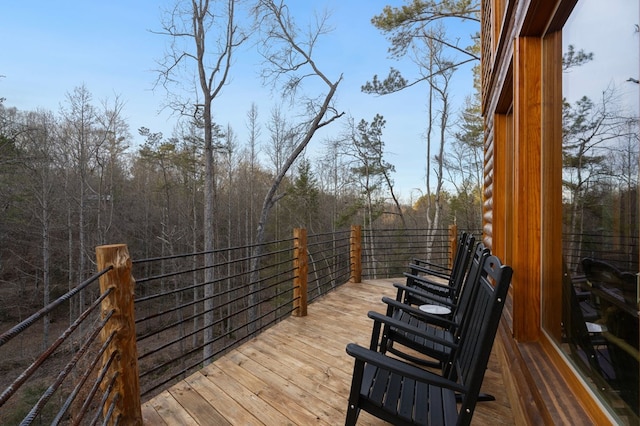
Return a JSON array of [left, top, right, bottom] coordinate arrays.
[[561, 0, 639, 422]]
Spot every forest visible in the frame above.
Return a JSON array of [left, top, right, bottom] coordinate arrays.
[[0, 0, 638, 320], [0, 0, 487, 322]]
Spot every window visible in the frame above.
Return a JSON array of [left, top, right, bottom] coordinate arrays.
[[553, 1, 639, 421]]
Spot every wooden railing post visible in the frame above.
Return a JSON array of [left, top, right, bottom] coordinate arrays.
[[293, 228, 308, 317], [96, 244, 142, 426], [351, 225, 362, 283], [448, 224, 458, 270]]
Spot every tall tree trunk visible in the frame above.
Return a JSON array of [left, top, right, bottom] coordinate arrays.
[[202, 100, 216, 363], [248, 77, 343, 334]]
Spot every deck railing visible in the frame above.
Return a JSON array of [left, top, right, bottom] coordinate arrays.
[[0, 226, 459, 425], [5, 225, 633, 424]]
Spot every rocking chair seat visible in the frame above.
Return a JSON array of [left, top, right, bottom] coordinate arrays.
[[346, 343, 461, 426]]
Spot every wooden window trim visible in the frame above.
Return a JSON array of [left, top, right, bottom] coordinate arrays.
[[512, 35, 542, 342], [540, 30, 563, 342]]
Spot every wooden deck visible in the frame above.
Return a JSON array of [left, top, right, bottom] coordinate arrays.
[[141, 279, 515, 425]]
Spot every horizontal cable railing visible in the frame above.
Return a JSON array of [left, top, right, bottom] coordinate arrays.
[[360, 227, 480, 280], [563, 232, 639, 273], [0, 268, 120, 425], [306, 229, 352, 303], [0, 230, 358, 425], [133, 237, 298, 399], [0, 224, 474, 424]]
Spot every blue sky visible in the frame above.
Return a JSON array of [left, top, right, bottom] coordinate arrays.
[[563, 0, 639, 113], [1, 1, 479, 200]]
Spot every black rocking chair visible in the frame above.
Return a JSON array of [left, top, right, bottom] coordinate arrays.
[[401, 232, 476, 309], [345, 253, 512, 426], [374, 243, 489, 370]]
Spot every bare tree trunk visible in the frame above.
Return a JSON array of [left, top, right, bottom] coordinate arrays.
[[192, 169, 199, 348], [427, 74, 450, 245], [422, 31, 453, 261], [424, 43, 435, 261], [248, 75, 342, 333], [155, 0, 246, 365], [248, 0, 344, 334], [66, 166, 74, 324], [366, 189, 377, 279], [42, 188, 50, 348]]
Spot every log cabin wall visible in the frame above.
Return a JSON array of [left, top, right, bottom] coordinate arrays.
[[481, 0, 620, 424]]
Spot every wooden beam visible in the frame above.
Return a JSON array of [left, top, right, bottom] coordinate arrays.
[[512, 36, 542, 342], [293, 228, 308, 317], [540, 30, 564, 341], [350, 225, 362, 283], [448, 224, 458, 269], [96, 244, 142, 426]]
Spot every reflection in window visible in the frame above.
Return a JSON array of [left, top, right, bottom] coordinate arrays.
[[560, 0, 639, 422]]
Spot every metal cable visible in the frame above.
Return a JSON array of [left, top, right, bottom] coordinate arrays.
[[99, 390, 119, 426], [135, 265, 255, 305], [136, 269, 254, 311], [307, 229, 350, 239], [0, 266, 111, 347], [307, 238, 350, 249], [132, 237, 295, 266], [0, 288, 112, 408], [137, 281, 293, 362], [73, 349, 117, 426], [89, 371, 119, 426], [19, 310, 114, 426], [52, 330, 116, 426], [141, 303, 298, 398], [139, 286, 296, 374], [136, 277, 286, 343]]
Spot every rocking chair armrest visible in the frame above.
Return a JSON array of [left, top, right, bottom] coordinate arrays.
[[367, 311, 459, 350], [392, 283, 457, 308], [381, 297, 456, 329], [409, 262, 452, 280], [403, 272, 453, 294], [411, 258, 453, 274], [394, 281, 448, 299], [346, 343, 466, 393]]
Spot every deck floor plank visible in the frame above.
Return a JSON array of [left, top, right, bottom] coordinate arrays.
[[237, 336, 348, 410], [142, 279, 515, 425], [215, 352, 329, 425], [201, 363, 293, 425], [146, 391, 200, 425], [168, 381, 231, 425], [184, 372, 264, 425]]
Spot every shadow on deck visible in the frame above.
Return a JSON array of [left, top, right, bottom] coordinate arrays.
[[141, 279, 515, 425]]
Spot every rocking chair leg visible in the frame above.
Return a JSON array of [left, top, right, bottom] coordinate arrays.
[[346, 359, 365, 425]]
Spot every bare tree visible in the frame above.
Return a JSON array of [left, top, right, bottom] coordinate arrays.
[[364, 1, 479, 243], [265, 104, 296, 239], [248, 0, 344, 333], [244, 103, 261, 247], [59, 85, 98, 321], [154, 0, 247, 364], [563, 87, 636, 262], [21, 109, 59, 348], [423, 31, 455, 245], [94, 96, 130, 246], [388, 25, 455, 259]]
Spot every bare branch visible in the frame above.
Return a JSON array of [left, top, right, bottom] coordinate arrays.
[[249, 1, 345, 287]]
